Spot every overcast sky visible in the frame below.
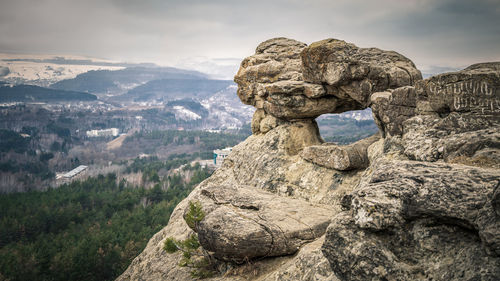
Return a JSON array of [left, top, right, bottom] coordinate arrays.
[[1, 0, 499, 77]]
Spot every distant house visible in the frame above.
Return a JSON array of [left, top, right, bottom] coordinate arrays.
[[86, 128, 119, 137], [213, 147, 232, 167], [56, 165, 88, 180]]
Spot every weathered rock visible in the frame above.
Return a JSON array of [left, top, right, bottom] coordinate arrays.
[[119, 38, 500, 281], [234, 38, 308, 116], [371, 86, 417, 137], [251, 108, 266, 134], [301, 133, 380, 170], [118, 119, 361, 280], [401, 113, 500, 166], [251, 108, 288, 135], [377, 63, 500, 167], [235, 37, 421, 121], [301, 39, 422, 108], [324, 213, 500, 281], [415, 62, 500, 116], [193, 185, 334, 261], [264, 236, 339, 281], [322, 159, 500, 281]]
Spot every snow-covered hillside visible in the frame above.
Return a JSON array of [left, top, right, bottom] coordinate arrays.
[[0, 53, 125, 87], [201, 85, 255, 129]]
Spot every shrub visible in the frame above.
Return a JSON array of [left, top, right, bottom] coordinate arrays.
[[163, 201, 215, 278]]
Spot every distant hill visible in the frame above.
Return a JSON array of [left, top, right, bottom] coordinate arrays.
[[165, 99, 209, 120], [117, 78, 234, 102], [50, 67, 208, 95], [0, 84, 96, 102]]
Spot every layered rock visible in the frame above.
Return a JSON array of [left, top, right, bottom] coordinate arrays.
[[119, 38, 500, 281], [322, 157, 500, 281], [322, 62, 500, 280], [301, 133, 380, 170], [195, 185, 334, 261], [235, 38, 421, 121], [398, 63, 500, 166], [301, 39, 422, 108], [118, 120, 361, 280]]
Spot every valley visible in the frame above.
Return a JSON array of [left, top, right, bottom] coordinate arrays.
[[0, 54, 379, 281]]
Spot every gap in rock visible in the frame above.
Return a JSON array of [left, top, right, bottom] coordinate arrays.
[[316, 108, 378, 145]]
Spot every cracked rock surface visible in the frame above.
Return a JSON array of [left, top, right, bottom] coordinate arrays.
[[195, 185, 334, 261], [118, 117, 359, 280], [322, 157, 500, 281]]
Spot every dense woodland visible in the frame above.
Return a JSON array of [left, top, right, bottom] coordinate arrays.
[[0, 85, 96, 102], [0, 159, 212, 281]]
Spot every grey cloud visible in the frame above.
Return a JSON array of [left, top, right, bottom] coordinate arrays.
[[0, 0, 498, 75]]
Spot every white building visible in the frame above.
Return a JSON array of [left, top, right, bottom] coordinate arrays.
[[213, 147, 232, 167], [56, 165, 88, 180], [86, 128, 119, 137]]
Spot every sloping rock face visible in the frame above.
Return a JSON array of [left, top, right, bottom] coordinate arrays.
[[118, 121, 360, 280], [118, 38, 500, 281], [323, 156, 500, 281]]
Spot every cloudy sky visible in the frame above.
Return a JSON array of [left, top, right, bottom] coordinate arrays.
[[1, 0, 499, 78]]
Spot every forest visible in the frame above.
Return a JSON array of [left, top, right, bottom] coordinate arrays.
[[0, 85, 96, 102], [0, 161, 212, 281]]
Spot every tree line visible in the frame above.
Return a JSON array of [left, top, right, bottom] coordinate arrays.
[[0, 162, 212, 281]]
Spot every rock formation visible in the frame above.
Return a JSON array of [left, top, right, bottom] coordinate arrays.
[[118, 38, 500, 281]]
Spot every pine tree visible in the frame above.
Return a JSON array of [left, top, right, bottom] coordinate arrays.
[[163, 201, 215, 278]]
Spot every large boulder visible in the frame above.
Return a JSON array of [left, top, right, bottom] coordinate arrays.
[[194, 185, 335, 261], [300, 133, 380, 170], [322, 158, 500, 281], [301, 39, 422, 108], [235, 38, 421, 121]]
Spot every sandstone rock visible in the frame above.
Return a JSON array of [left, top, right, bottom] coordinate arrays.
[[118, 119, 361, 280], [120, 38, 500, 281], [415, 62, 500, 116], [251, 109, 266, 134], [401, 113, 500, 166], [378, 63, 500, 167], [234, 38, 307, 114], [208, 121, 361, 203], [264, 236, 339, 281], [301, 133, 380, 170], [324, 213, 500, 281], [235, 37, 421, 121], [301, 39, 422, 108], [371, 86, 416, 137], [322, 159, 500, 281], [193, 185, 335, 261]]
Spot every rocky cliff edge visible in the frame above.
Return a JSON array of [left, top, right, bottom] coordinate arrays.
[[118, 38, 500, 281]]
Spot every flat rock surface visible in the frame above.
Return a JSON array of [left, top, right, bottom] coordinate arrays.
[[301, 134, 380, 170], [195, 185, 335, 261]]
